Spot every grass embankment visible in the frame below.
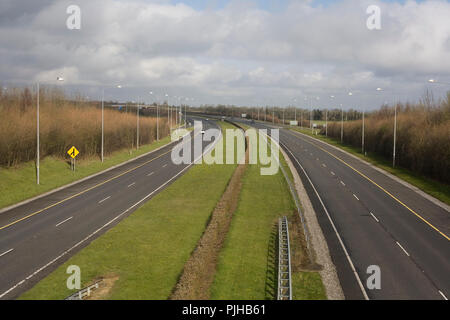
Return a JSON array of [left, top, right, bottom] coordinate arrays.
[[210, 128, 326, 300], [20, 122, 237, 300], [0, 86, 175, 209], [290, 127, 450, 206], [0, 135, 172, 209]]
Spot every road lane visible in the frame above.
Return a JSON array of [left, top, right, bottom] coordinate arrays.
[[249, 120, 449, 300], [0, 118, 219, 299]]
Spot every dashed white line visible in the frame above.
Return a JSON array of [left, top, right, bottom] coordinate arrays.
[[370, 212, 379, 223], [127, 182, 136, 188], [396, 241, 410, 257], [353, 194, 360, 201], [0, 248, 13, 258], [331, 171, 335, 176], [281, 141, 369, 300], [322, 163, 327, 167], [340, 181, 346, 186], [0, 126, 222, 300], [55, 216, 73, 227], [438, 290, 448, 300], [98, 196, 111, 204], [147, 172, 154, 177], [162, 164, 168, 168]]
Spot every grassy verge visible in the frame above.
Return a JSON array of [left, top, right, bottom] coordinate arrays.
[[0, 136, 174, 210], [210, 129, 326, 300], [20, 122, 237, 300], [290, 127, 450, 206]]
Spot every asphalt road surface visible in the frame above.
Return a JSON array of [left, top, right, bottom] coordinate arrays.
[[247, 120, 449, 300], [0, 117, 218, 299]]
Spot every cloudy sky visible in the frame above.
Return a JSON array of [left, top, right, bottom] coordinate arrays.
[[1, 0, 449, 109]]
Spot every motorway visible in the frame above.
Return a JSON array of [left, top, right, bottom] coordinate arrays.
[[249, 120, 449, 300], [0, 117, 218, 300]]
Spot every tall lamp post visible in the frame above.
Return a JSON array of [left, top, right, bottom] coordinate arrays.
[[327, 95, 335, 137], [101, 84, 122, 163], [36, 76, 64, 185], [165, 93, 170, 129], [428, 79, 450, 86], [340, 103, 344, 143], [150, 91, 159, 141], [136, 98, 140, 150]]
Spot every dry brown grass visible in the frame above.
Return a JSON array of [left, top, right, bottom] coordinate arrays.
[[324, 97, 450, 183], [0, 86, 169, 166]]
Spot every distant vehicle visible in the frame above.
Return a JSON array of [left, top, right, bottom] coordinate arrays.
[[206, 118, 209, 121]]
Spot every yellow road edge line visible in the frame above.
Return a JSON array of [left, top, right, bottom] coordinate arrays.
[[0, 149, 173, 231], [291, 130, 450, 241]]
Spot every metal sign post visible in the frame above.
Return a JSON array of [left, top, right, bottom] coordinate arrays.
[[67, 146, 80, 171]]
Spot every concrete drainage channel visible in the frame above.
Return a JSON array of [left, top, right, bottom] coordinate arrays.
[[278, 216, 292, 300], [65, 280, 103, 300]]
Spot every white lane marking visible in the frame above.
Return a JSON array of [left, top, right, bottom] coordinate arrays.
[[0, 126, 222, 300], [281, 141, 369, 300], [340, 181, 346, 186], [322, 163, 327, 167], [162, 164, 168, 168], [331, 171, 335, 176], [396, 241, 410, 257], [98, 196, 111, 204], [0, 249, 13, 258], [438, 290, 448, 300], [370, 212, 379, 223], [55, 216, 73, 227], [147, 172, 154, 177], [127, 182, 136, 188], [353, 194, 360, 201]]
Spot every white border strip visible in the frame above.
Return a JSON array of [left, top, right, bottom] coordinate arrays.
[[281, 141, 370, 300], [0, 126, 220, 299]]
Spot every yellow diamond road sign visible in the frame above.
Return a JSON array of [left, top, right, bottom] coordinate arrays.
[[67, 146, 79, 159]]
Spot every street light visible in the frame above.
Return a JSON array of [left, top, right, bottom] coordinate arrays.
[[327, 95, 335, 137], [376, 87, 397, 167], [428, 79, 450, 85], [150, 91, 159, 141], [340, 103, 344, 143], [293, 98, 297, 123], [101, 84, 122, 163], [165, 93, 170, 128], [136, 98, 140, 150], [36, 76, 64, 184]]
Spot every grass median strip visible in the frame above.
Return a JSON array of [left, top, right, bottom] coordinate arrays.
[[0, 135, 173, 210], [290, 127, 450, 206], [210, 131, 326, 300], [20, 122, 237, 300]]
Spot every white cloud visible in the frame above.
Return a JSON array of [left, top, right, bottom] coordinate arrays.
[[0, 0, 449, 108]]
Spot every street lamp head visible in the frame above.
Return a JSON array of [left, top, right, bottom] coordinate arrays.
[[56, 77, 64, 81], [428, 79, 435, 83], [376, 88, 383, 91], [117, 85, 122, 88], [348, 92, 353, 96]]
